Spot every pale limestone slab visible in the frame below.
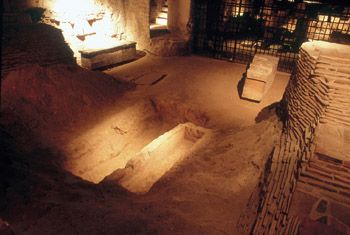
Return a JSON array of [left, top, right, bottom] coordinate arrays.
[[242, 54, 279, 102], [80, 40, 136, 69]]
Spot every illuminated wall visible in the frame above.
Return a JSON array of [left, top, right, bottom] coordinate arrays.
[[14, 0, 150, 64]]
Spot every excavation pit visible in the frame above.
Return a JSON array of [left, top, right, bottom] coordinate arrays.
[[63, 98, 210, 184], [103, 122, 210, 194]]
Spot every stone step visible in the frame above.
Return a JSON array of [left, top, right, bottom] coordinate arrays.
[[158, 12, 168, 18], [156, 17, 167, 26], [150, 23, 168, 30]]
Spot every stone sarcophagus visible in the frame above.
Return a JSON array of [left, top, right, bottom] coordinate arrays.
[[80, 40, 136, 70], [241, 54, 279, 102]]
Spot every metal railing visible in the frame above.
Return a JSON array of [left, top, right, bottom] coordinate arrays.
[[192, 0, 350, 72]]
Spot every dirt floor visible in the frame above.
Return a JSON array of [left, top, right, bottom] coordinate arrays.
[[1, 54, 288, 234], [104, 54, 290, 129]]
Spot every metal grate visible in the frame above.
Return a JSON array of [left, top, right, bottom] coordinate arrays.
[[192, 0, 350, 72]]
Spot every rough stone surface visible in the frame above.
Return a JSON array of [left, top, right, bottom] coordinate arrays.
[[5, 0, 151, 63]]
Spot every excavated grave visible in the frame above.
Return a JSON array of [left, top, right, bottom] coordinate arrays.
[[103, 122, 211, 193], [64, 98, 210, 183], [1, 63, 211, 184]]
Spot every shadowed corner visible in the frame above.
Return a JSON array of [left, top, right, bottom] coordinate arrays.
[[237, 71, 246, 99], [255, 102, 280, 123]]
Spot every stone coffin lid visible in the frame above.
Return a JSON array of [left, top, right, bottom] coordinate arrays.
[[247, 54, 279, 82], [79, 41, 136, 58]]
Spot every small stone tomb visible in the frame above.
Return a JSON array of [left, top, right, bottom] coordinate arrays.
[[80, 40, 136, 70], [241, 54, 279, 102]]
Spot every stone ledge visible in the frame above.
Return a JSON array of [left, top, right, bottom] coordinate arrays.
[[79, 41, 136, 58], [79, 40, 137, 70]]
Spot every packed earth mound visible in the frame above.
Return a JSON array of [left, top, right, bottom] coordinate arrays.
[[1, 24, 75, 79]]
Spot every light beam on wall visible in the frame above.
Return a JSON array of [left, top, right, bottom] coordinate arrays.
[[50, 0, 123, 64], [53, 0, 100, 22]]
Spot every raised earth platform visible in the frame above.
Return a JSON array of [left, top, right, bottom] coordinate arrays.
[[80, 40, 136, 69], [242, 54, 279, 102]]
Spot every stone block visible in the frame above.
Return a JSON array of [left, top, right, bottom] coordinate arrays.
[[242, 54, 279, 102], [80, 40, 136, 69]]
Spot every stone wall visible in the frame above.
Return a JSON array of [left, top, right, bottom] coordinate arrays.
[[5, 0, 195, 54], [5, 0, 151, 57], [8, 0, 126, 37]]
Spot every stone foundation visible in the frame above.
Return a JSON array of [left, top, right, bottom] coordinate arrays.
[[238, 41, 350, 234]]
